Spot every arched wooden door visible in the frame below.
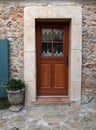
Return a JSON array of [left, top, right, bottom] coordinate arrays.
[[36, 22, 69, 96]]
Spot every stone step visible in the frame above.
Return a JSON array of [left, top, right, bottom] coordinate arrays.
[[31, 101, 73, 107]]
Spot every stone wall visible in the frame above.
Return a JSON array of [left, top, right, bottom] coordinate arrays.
[[0, 1, 96, 104], [0, 4, 24, 79], [82, 4, 96, 103]]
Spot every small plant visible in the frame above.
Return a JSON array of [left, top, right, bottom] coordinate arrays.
[[3, 78, 25, 91]]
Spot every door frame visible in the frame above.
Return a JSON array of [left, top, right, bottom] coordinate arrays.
[[24, 5, 82, 106]]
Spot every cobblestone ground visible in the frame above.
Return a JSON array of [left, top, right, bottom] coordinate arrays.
[[0, 101, 96, 130]]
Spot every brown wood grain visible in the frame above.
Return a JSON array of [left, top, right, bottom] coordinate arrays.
[[36, 21, 69, 96]]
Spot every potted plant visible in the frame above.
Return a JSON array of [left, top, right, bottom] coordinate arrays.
[[2, 78, 25, 112]]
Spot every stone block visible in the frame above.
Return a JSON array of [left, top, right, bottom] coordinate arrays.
[[72, 17, 82, 25], [71, 25, 82, 50], [24, 6, 38, 18], [57, 6, 72, 18], [70, 81, 81, 103], [24, 25, 35, 51], [38, 6, 48, 18], [24, 52, 36, 82], [25, 82, 36, 106], [24, 13, 35, 26], [47, 6, 58, 18], [57, 6, 82, 19], [70, 50, 82, 82]]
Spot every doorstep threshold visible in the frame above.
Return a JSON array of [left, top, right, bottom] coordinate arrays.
[[31, 97, 72, 106], [36, 97, 70, 102]]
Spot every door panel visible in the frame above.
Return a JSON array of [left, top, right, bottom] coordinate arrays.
[[36, 22, 69, 96], [41, 64, 51, 88], [54, 63, 65, 88]]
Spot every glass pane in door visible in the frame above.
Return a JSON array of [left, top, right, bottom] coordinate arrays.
[[42, 29, 52, 42], [42, 43, 52, 56], [53, 29, 63, 56], [53, 29, 63, 42], [42, 29, 64, 56], [53, 43, 63, 56], [42, 29, 52, 56]]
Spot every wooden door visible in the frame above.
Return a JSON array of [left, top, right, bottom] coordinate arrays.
[[36, 22, 69, 96]]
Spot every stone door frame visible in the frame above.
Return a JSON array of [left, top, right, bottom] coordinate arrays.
[[24, 5, 82, 106]]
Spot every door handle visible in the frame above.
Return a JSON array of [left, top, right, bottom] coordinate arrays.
[[66, 56, 68, 65]]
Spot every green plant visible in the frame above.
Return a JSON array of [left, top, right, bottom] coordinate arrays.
[[2, 78, 25, 91], [0, 103, 10, 109]]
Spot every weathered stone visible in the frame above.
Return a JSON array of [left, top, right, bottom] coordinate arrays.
[[0, 22, 4, 27], [70, 122, 80, 128], [80, 116, 92, 122], [0, 4, 24, 80], [82, 70, 91, 75], [93, 16, 96, 21], [1, 12, 9, 19], [15, 39, 23, 47], [9, 105, 23, 112], [11, 49, 19, 56], [11, 127, 19, 130], [43, 114, 66, 122], [90, 37, 96, 42], [82, 4, 96, 103], [12, 115, 25, 121], [92, 126, 96, 130], [0, 119, 7, 124], [39, 126, 50, 130], [81, 95, 90, 104], [0, 102, 96, 129]]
